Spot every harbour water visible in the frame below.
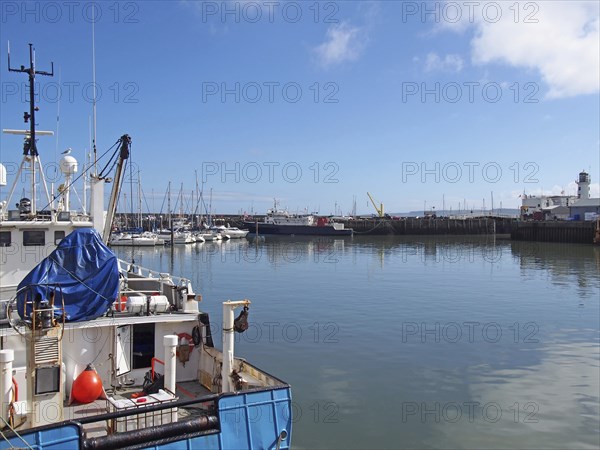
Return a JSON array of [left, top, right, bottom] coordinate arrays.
[[114, 236, 600, 449]]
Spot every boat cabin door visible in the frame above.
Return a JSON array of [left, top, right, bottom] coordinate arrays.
[[114, 325, 132, 377]]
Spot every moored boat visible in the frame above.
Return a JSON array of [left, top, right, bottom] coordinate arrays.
[[0, 44, 292, 450], [243, 200, 353, 236], [157, 230, 195, 244], [109, 231, 161, 246]]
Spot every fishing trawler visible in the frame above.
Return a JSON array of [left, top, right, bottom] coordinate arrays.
[[0, 44, 292, 450], [244, 200, 353, 236]]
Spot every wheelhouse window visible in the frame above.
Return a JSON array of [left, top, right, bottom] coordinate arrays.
[[54, 230, 65, 245], [23, 230, 45, 246], [0, 231, 11, 247]]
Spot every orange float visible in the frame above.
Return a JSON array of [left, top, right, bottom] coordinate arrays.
[[72, 364, 103, 404], [115, 295, 127, 312]]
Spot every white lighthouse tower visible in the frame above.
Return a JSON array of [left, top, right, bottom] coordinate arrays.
[[577, 171, 590, 199]]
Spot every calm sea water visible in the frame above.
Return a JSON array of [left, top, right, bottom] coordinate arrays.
[[114, 236, 600, 449]]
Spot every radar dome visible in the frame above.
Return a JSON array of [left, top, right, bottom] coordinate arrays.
[[60, 154, 78, 175]]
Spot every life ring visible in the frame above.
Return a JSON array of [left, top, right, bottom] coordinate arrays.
[[176, 332, 195, 356]]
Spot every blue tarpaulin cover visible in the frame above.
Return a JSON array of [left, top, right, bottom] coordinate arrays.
[[17, 228, 119, 322]]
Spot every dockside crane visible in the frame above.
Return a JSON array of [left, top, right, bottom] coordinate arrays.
[[367, 192, 386, 218]]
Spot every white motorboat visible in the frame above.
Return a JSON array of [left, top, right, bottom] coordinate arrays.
[[157, 230, 195, 244], [223, 227, 249, 239], [209, 225, 248, 239], [198, 232, 217, 241], [109, 231, 160, 246]]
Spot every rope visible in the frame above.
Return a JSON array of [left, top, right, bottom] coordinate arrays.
[[0, 428, 16, 449], [96, 139, 123, 179], [36, 139, 121, 213], [351, 219, 389, 235], [0, 417, 34, 449]]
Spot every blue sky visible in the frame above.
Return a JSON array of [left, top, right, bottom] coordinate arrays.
[[1, 1, 598, 215]]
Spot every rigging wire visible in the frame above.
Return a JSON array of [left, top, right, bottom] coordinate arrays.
[[0, 417, 34, 450], [35, 138, 121, 213]]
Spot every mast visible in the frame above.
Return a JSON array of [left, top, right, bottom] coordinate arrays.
[[7, 43, 54, 215], [168, 182, 173, 244], [191, 188, 195, 229], [102, 135, 131, 241], [138, 170, 143, 229], [208, 188, 213, 226], [91, 17, 98, 174]]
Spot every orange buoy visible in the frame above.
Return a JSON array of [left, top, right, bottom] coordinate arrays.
[[115, 295, 127, 312], [72, 364, 103, 404]]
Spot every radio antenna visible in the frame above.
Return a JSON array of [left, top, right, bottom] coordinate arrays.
[[91, 18, 98, 175], [8, 42, 54, 157], [6, 42, 54, 215]]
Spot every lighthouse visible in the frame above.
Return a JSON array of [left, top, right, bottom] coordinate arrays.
[[577, 171, 590, 199]]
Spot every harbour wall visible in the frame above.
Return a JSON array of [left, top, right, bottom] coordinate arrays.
[[344, 217, 514, 236], [511, 221, 598, 244], [115, 214, 599, 244]]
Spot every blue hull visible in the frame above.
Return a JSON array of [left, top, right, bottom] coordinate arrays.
[[243, 222, 353, 236], [0, 387, 292, 450]]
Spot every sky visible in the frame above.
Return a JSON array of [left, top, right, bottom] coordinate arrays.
[[0, 1, 599, 216]]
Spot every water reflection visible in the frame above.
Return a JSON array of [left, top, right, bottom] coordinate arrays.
[[511, 241, 600, 301], [426, 341, 600, 449], [112, 237, 599, 449]]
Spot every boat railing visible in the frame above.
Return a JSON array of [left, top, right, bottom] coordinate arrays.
[[117, 259, 190, 286], [0, 392, 220, 449], [6, 284, 66, 339]]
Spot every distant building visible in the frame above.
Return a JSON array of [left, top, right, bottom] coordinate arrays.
[[521, 194, 577, 219], [521, 170, 598, 221], [570, 198, 600, 221], [570, 171, 600, 220], [569, 171, 599, 220], [542, 205, 570, 220]]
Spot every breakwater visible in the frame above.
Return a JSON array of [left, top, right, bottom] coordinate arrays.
[[345, 217, 516, 236], [511, 221, 598, 244], [115, 214, 599, 243]]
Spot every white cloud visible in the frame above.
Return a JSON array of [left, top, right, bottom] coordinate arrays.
[[433, 343, 600, 449], [442, 1, 599, 99], [424, 52, 464, 72], [313, 22, 367, 68]]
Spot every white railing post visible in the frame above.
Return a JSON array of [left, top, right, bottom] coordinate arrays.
[[164, 335, 178, 394], [221, 300, 250, 393], [0, 349, 14, 426]]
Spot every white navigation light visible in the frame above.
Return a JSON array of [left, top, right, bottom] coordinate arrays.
[[0, 163, 6, 186]]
